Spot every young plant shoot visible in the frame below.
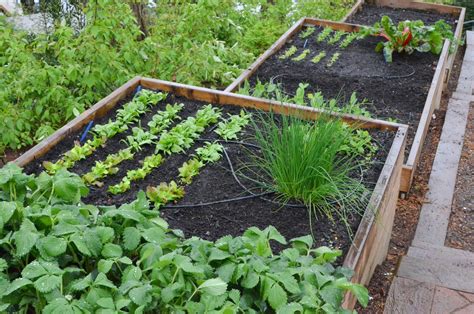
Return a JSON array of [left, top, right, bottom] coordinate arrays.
[[299, 26, 316, 39], [279, 45, 298, 59], [327, 52, 341, 67], [311, 51, 327, 64], [292, 49, 311, 61], [317, 27, 333, 42], [328, 30, 346, 45]]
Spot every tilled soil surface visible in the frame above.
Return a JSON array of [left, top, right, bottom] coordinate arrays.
[[357, 45, 465, 314]]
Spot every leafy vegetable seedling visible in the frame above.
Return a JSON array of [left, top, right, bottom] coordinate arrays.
[[292, 49, 310, 61], [339, 32, 360, 48], [146, 181, 185, 208], [279, 45, 298, 59], [328, 30, 346, 45], [299, 26, 315, 39], [326, 52, 341, 67], [215, 111, 251, 140], [311, 51, 326, 64], [317, 27, 333, 42]]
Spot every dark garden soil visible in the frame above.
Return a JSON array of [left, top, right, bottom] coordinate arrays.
[[357, 45, 465, 314], [446, 101, 474, 252], [346, 4, 456, 26], [248, 9, 457, 160], [24, 90, 395, 258]]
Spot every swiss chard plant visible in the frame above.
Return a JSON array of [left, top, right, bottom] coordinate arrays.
[[362, 16, 458, 62]]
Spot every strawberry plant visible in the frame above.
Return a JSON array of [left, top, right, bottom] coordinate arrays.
[[215, 111, 251, 140], [279, 45, 298, 60], [317, 27, 333, 42], [362, 16, 458, 62], [0, 164, 368, 313], [292, 49, 311, 61], [311, 51, 327, 64]]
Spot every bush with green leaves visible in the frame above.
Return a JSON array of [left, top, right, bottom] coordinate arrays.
[[0, 0, 354, 155], [0, 163, 368, 313]]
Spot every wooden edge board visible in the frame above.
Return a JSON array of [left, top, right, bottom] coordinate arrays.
[[140, 77, 403, 130], [342, 0, 365, 22], [342, 124, 407, 308], [404, 41, 450, 175], [14, 76, 141, 167], [400, 165, 413, 193], [371, 0, 464, 15]]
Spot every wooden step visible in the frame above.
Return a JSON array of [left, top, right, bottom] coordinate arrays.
[[398, 254, 474, 293]]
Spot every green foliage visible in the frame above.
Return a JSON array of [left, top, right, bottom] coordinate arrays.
[[339, 31, 361, 48], [146, 181, 184, 208], [250, 115, 369, 227], [327, 52, 341, 67], [0, 164, 369, 312], [362, 15, 458, 62], [328, 30, 347, 45], [215, 110, 251, 140], [196, 142, 224, 163], [279, 45, 298, 60], [317, 27, 333, 42], [292, 49, 311, 61], [0, 0, 354, 155], [299, 26, 316, 39], [43, 90, 165, 174], [311, 51, 327, 63], [178, 159, 204, 185]]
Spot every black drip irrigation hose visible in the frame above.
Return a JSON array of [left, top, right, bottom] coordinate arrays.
[[162, 140, 367, 210]]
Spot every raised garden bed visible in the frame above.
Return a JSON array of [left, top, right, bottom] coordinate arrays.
[[14, 76, 407, 309], [225, 3, 465, 193]]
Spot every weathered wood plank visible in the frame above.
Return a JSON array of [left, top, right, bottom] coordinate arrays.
[[399, 165, 412, 193], [398, 255, 474, 293], [384, 277, 435, 314], [413, 98, 470, 245], [342, 0, 364, 22], [141, 77, 402, 130], [371, 0, 464, 15]]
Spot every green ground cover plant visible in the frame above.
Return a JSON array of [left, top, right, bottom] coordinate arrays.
[[0, 0, 355, 156], [0, 163, 369, 313]]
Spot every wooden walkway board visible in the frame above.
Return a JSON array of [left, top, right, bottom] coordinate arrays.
[[384, 277, 435, 314], [397, 255, 474, 293], [413, 98, 470, 246]]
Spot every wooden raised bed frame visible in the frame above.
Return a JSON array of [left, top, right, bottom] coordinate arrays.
[[15, 77, 407, 309], [225, 2, 465, 193]]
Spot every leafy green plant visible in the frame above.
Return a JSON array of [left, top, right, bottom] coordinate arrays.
[[215, 111, 251, 140], [299, 26, 316, 39], [279, 45, 298, 60], [340, 127, 378, 161], [327, 52, 341, 67], [339, 31, 361, 48], [328, 30, 346, 45], [317, 27, 333, 42], [178, 159, 204, 185], [249, 115, 369, 227], [196, 142, 224, 163], [362, 16, 458, 62], [292, 48, 311, 61], [0, 164, 368, 313], [311, 51, 327, 64], [83, 148, 134, 186], [146, 181, 185, 207]]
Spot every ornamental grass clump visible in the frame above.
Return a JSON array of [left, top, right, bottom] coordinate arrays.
[[251, 115, 369, 226]]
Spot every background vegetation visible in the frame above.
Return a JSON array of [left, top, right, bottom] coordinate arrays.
[[0, 0, 355, 156]]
